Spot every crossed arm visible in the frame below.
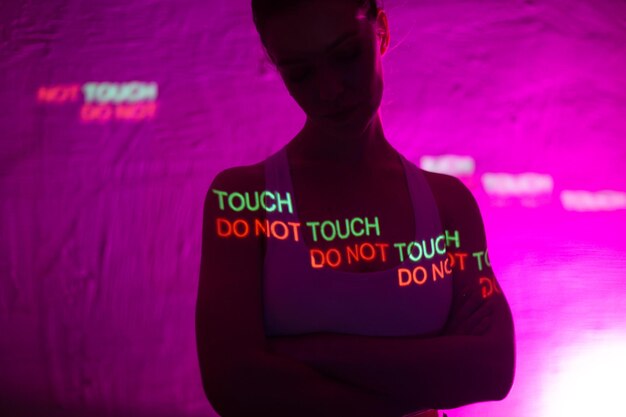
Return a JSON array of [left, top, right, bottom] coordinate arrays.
[[266, 176, 516, 411], [267, 275, 515, 411]]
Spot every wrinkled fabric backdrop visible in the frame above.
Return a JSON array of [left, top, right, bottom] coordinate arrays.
[[1, 0, 625, 416]]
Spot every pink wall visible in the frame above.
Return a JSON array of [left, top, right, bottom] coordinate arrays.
[[1, 0, 625, 415]]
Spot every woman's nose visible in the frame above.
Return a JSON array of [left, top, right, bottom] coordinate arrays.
[[316, 65, 344, 102]]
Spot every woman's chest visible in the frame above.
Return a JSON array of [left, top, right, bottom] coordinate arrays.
[[289, 168, 417, 272]]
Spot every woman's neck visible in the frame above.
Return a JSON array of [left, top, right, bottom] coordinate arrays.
[[288, 112, 398, 169]]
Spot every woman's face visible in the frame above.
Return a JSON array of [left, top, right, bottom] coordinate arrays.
[[261, 0, 389, 135]]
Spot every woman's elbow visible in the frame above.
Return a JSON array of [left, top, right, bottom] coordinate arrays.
[[201, 385, 230, 417], [489, 337, 516, 401], [199, 366, 251, 417], [198, 363, 230, 415], [496, 355, 515, 400], [485, 305, 516, 401]]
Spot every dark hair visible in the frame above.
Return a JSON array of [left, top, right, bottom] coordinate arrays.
[[252, 0, 382, 50]]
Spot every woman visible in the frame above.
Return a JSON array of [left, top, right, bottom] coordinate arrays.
[[195, 1, 515, 416]]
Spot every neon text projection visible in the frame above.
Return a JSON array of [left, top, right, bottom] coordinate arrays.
[[212, 188, 499, 298], [36, 81, 158, 122]]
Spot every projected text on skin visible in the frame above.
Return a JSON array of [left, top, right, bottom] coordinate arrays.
[[212, 189, 294, 213], [211, 188, 498, 296]]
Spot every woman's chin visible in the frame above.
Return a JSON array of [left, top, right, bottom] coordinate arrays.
[[320, 107, 376, 134]]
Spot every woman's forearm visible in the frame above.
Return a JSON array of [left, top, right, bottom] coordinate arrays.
[[268, 331, 514, 411], [210, 348, 414, 417], [268, 277, 516, 411]]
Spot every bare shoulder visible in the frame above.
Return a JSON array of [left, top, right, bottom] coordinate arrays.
[[208, 161, 266, 199], [421, 170, 487, 250], [421, 169, 467, 200], [203, 161, 270, 225]]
